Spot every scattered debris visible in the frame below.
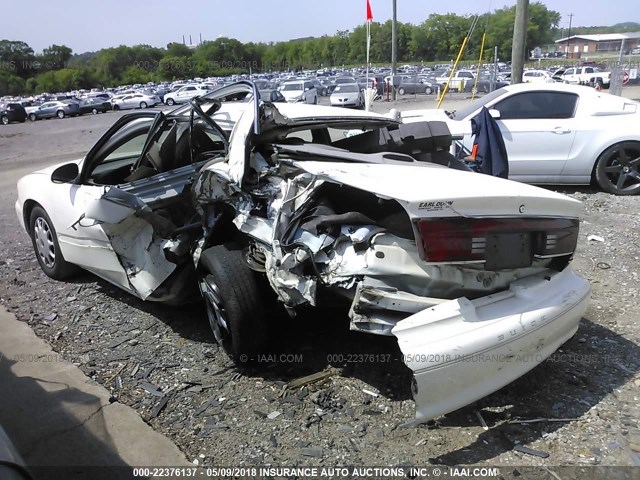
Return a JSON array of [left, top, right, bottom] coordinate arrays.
[[139, 381, 165, 397], [587, 234, 605, 242], [475, 410, 489, 431], [508, 418, 577, 424], [267, 411, 282, 420], [43, 313, 58, 322], [149, 396, 169, 419], [287, 370, 334, 389], [513, 444, 550, 458], [300, 447, 323, 458]]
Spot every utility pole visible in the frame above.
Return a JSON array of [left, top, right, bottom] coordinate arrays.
[[567, 13, 573, 58], [391, 0, 397, 100], [510, 0, 529, 84]]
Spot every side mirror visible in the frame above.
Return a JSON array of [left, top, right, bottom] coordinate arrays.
[[51, 163, 79, 184], [488, 109, 501, 119]]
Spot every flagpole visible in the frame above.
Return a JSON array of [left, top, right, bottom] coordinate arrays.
[[366, 20, 370, 85]]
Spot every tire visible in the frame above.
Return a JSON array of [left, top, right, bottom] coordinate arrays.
[[56, 110, 65, 119], [1, 116, 8, 125], [29, 113, 37, 122], [313, 96, 318, 105], [165, 98, 175, 106], [140, 101, 148, 109], [398, 87, 406, 95], [91, 108, 98, 115], [29, 206, 77, 280], [425, 86, 432, 95], [594, 141, 640, 195], [113, 105, 120, 111], [198, 245, 267, 363]]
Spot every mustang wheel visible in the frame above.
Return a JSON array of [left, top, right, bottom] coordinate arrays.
[[56, 110, 65, 119], [595, 141, 640, 195], [1, 115, 8, 125], [198, 245, 267, 364], [29, 206, 77, 280]]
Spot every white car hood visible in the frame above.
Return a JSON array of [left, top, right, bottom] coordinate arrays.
[[292, 161, 583, 219]]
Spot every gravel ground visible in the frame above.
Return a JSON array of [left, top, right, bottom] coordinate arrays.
[[1, 90, 639, 473]]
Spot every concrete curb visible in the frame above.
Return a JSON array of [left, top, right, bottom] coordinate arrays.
[[0, 306, 191, 474]]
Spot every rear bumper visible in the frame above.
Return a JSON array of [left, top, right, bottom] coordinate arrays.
[[392, 266, 590, 424]]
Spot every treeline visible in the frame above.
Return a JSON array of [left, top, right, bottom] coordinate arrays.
[[1, 2, 564, 96]]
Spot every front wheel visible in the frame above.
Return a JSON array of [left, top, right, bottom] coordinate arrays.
[[29, 113, 37, 121], [91, 108, 98, 115], [398, 87, 406, 95], [140, 101, 148, 109], [165, 98, 175, 106], [198, 245, 267, 364], [29, 206, 77, 280], [1, 115, 8, 125], [594, 141, 640, 195], [113, 104, 120, 111], [56, 110, 65, 119], [425, 86, 432, 95]]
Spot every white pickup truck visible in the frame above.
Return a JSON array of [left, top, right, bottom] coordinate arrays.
[[554, 66, 611, 88]]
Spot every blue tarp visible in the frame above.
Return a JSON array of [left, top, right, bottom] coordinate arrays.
[[470, 106, 509, 179]]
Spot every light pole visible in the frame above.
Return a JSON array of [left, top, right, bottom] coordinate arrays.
[[566, 13, 573, 58], [391, 0, 397, 100]]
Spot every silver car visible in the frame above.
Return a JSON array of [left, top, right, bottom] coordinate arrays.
[[111, 93, 160, 111], [329, 83, 364, 108]]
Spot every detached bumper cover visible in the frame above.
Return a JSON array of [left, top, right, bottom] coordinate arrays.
[[392, 266, 590, 423]]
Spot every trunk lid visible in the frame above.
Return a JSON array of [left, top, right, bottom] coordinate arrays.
[[293, 161, 583, 220]]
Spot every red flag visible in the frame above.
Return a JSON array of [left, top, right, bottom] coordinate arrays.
[[366, 0, 373, 22]]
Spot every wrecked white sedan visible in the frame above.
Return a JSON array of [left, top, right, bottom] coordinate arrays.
[[16, 81, 590, 423]]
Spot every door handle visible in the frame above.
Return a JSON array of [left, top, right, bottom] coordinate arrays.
[[552, 127, 571, 134]]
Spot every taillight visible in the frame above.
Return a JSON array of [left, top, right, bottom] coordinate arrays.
[[415, 217, 579, 265]]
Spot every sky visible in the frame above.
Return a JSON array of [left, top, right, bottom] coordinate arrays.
[[3, 0, 639, 54]]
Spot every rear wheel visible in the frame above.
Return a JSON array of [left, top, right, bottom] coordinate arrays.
[[166, 98, 175, 106], [29, 113, 37, 121], [113, 104, 120, 111], [91, 108, 98, 115], [29, 206, 77, 280], [1, 116, 8, 125], [56, 110, 65, 119], [198, 245, 267, 364], [594, 141, 640, 195], [424, 86, 432, 95], [140, 101, 148, 109], [398, 87, 406, 95]]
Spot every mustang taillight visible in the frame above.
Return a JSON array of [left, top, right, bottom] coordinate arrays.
[[415, 217, 579, 264]]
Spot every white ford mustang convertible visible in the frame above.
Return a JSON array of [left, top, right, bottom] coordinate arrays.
[[16, 82, 591, 423]]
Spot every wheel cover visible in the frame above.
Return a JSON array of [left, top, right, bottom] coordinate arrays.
[[601, 143, 640, 193], [199, 276, 230, 345], [34, 217, 56, 268], [1, 116, 8, 124]]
